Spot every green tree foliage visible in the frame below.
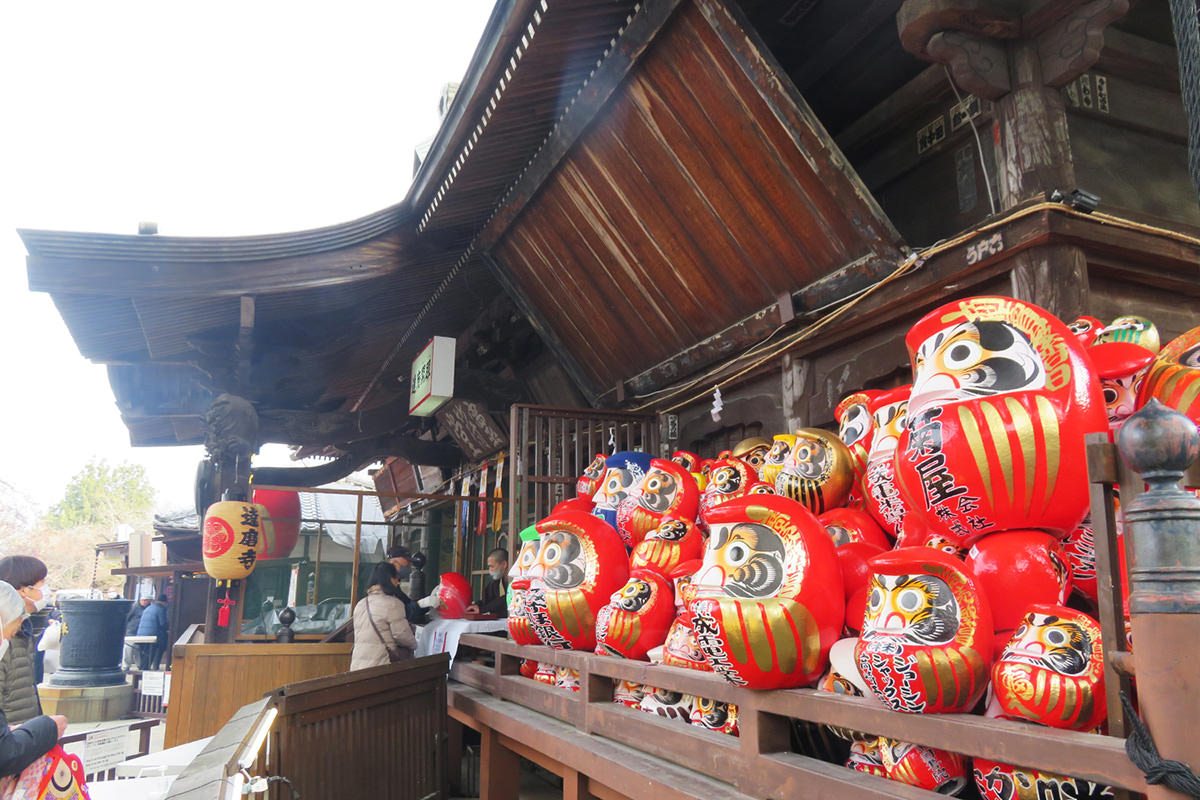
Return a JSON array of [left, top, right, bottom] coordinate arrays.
[[46, 459, 156, 530]]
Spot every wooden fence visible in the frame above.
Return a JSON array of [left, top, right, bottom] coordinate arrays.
[[163, 654, 451, 800], [268, 655, 450, 800], [450, 634, 1147, 799], [444, 422, 1200, 798], [508, 404, 659, 549], [166, 625, 351, 747]]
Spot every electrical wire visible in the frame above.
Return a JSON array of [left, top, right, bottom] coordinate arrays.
[[626, 202, 1200, 415], [943, 66, 997, 215]]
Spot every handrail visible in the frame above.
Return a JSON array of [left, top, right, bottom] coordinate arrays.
[[451, 634, 1149, 796], [60, 719, 160, 782]]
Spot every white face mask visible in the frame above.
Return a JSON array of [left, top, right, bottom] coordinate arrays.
[[32, 589, 50, 613]]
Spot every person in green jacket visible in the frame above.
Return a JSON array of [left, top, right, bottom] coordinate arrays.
[[0, 557, 50, 724], [0, 581, 67, 783]]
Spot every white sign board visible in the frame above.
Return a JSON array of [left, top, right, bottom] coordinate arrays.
[[84, 727, 128, 775], [140, 671, 165, 697], [287, 563, 299, 608], [409, 336, 455, 416]]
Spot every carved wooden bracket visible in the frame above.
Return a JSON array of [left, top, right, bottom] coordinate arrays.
[[898, 0, 1130, 99], [1037, 0, 1130, 87], [927, 29, 1012, 99]]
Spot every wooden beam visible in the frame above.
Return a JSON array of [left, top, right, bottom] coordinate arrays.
[[24, 227, 412, 297], [480, 251, 602, 404], [237, 295, 254, 391], [249, 433, 460, 487], [477, 0, 689, 250]]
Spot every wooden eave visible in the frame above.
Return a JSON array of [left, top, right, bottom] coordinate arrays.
[[477, 0, 909, 401], [21, 0, 645, 447]]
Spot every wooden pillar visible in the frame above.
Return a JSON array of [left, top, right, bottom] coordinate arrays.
[[447, 718, 465, 795], [898, 0, 1130, 207], [480, 725, 520, 800], [993, 40, 1075, 209], [563, 768, 594, 800], [1118, 401, 1200, 800], [1008, 244, 1090, 322]]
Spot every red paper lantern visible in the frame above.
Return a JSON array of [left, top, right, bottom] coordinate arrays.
[[251, 489, 300, 560]]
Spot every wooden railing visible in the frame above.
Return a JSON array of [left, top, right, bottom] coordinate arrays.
[[450, 635, 1148, 799], [166, 623, 351, 747], [164, 697, 274, 800]]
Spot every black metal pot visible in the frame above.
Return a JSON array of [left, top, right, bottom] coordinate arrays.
[[51, 598, 133, 687]]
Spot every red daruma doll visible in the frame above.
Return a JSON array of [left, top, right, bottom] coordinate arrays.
[[990, 604, 1106, 732], [615, 459, 700, 549], [855, 547, 993, 714], [519, 512, 629, 651], [690, 495, 844, 688], [896, 296, 1106, 549], [595, 569, 674, 660]]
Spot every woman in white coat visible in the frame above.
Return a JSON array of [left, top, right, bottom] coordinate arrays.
[[350, 562, 418, 670]]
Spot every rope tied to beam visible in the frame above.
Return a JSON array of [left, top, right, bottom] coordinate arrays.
[[1121, 691, 1200, 797], [1169, 0, 1200, 204]]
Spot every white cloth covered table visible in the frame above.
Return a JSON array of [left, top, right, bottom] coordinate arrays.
[[414, 617, 508, 666]]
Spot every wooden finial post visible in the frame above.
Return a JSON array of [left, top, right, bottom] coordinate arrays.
[[1117, 399, 1200, 800]]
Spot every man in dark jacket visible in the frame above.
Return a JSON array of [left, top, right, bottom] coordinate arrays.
[[137, 597, 169, 670], [0, 582, 64, 778], [125, 597, 150, 636], [466, 549, 509, 617]]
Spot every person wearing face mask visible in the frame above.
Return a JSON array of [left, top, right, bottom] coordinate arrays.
[[0, 557, 50, 724], [0, 581, 67, 781], [350, 562, 417, 670], [465, 548, 509, 618], [386, 545, 438, 623]]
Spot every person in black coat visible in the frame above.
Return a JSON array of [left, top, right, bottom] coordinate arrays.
[[466, 549, 509, 617], [0, 581, 65, 778]]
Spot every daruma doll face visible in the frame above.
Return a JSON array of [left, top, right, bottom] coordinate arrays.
[[521, 511, 628, 651]]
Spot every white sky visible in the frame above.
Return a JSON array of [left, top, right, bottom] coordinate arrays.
[[0, 2, 496, 514]]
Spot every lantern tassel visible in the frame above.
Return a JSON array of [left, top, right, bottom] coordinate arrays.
[[217, 588, 236, 627]]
